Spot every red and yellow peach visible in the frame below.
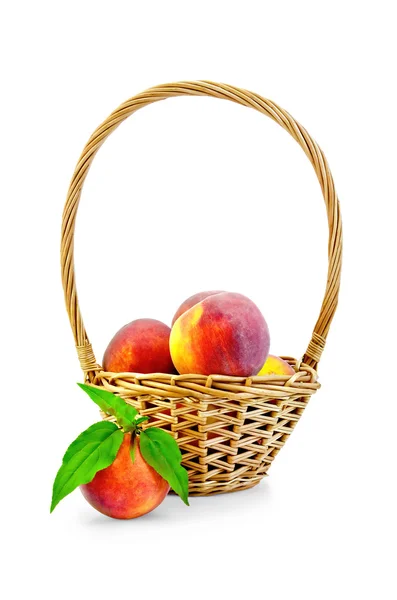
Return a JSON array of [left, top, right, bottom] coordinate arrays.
[[170, 292, 270, 377], [257, 355, 295, 376], [80, 433, 170, 519], [103, 318, 176, 374]]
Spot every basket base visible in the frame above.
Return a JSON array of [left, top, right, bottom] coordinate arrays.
[[170, 474, 267, 497]]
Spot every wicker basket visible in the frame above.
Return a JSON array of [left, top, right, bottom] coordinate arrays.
[[61, 81, 342, 496]]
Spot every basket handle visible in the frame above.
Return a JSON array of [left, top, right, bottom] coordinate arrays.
[[61, 80, 342, 376]]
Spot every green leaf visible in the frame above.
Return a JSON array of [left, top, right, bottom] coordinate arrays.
[[50, 421, 124, 513], [78, 383, 138, 431], [135, 416, 149, 427], [139, 428, 189, 506]]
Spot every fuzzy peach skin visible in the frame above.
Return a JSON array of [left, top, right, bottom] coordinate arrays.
[[170, 292, 270, 377], [172, 291, 224, 325], [103, 318, 176, 373], [80, 433, 170, 519], [257, 355, 295, 376]]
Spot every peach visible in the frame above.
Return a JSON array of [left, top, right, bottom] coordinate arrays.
[[257, 355, 295, 376], [172, 291, 224, 325], [170, 292, 270, 377], [80, 433, 170, 519], [103, 318, 176, 374]]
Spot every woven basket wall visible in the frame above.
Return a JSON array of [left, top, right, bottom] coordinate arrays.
[[61, 81, 342, 496]]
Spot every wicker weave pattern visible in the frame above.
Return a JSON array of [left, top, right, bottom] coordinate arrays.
[[61, 81, 342, 495], [95, 359, 319, 495]]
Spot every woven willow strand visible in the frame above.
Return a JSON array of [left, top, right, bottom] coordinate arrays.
[[61, 81, 342, 376]]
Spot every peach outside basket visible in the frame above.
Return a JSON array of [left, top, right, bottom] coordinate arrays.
[[61, 81, 342, 496]]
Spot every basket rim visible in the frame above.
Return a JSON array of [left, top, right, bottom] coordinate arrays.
[[86, 357, 320, 403]]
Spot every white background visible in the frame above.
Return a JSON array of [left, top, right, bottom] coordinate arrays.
[[1, 1, 396, 598]]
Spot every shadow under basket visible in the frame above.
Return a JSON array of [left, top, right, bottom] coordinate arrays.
[[61, 81, 342, 496]]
